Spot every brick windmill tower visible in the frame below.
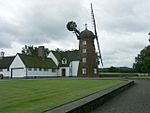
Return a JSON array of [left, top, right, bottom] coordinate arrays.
[[66, 3, 103, 77]]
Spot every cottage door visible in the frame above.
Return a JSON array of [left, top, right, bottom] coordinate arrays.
[[62, 69, 66, 76]]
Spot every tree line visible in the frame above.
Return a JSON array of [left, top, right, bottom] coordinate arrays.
[[133, 45, 150, 74]]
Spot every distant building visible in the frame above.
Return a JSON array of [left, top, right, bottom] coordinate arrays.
[[0, 56, 15, 78]]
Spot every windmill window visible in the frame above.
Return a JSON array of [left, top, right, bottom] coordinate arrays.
[[82, 49, 86, 53], [82, 68, 86, 74], [82, 41, 87, 45], [94, 68, 97, 74], [82, 58, 86, 63]]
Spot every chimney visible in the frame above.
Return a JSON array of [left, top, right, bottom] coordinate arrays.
[[0, 51, 4, 60], [38, 46, 45, 58]]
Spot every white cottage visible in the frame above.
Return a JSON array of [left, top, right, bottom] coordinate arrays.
[[1, 48, 80, 78], [48, 50, 80, 77], [0, 55, 15, 78], [10, 53, 57, 78]]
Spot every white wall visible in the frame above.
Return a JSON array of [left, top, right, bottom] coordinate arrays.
[[70, 61, 79, 77], [12, 68, 25, 78], [27, 68, 58, 77], [10, 55, 26, 78]]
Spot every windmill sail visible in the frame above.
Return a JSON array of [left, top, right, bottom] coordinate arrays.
[[91, 3, 103, 66]]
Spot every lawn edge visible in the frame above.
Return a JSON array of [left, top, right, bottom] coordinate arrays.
[[45, 80, 134, 113]]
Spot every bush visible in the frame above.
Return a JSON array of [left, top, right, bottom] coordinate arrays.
[[99, 73, 137, 77]]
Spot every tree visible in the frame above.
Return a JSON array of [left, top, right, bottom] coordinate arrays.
[[109, 66, 117, 72], [21, 45, 50, 57], [133, 45, 150, 74]]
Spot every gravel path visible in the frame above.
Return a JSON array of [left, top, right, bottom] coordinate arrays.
[[92, 80, 150, 113]]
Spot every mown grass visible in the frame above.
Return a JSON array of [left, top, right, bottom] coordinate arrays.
[[130, 76, 150, 79], [0, 79, 123, 113]]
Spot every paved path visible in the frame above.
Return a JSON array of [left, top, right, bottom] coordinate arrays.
[[92, 80, 150, 113]]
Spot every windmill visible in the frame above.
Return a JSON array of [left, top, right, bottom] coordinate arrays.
[[66, 3, 103, 77]]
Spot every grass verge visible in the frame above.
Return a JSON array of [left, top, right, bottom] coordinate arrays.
[[99, 72, 137, 77], [0, 79, 124, 113]]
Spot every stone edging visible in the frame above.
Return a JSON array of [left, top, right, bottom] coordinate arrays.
[[45, 80, 134, 113]]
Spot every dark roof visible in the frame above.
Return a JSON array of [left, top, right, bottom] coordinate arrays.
[[0, 56, 15, 69], [18, 54, 57, 69], [79, 29, 95, 39], [52, 50, 80, 67]]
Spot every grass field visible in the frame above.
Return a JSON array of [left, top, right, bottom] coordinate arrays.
[[0, 79, 123, 113], [99, 72, 137, 77], [99, 72, 150, 78]]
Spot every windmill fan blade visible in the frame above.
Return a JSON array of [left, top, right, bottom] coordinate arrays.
[[66, 21, 80, 39], [91, 3, 103, 66], [66, 21, 77, 31], [96, 37, 103, 66]]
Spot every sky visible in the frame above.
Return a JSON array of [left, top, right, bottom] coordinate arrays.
[[0, 0, 150, 68]]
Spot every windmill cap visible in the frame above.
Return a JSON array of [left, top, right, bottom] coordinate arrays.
[[79, 29, 95, 39]]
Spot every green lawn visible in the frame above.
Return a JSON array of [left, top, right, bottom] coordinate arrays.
[[0, 79, 123, 113], [130, 76, 150, 79]]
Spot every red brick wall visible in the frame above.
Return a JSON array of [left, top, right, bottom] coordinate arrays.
[[78, 30, 98, 77]]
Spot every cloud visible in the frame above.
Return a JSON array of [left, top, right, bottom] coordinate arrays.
[[0, 0, 85, 47], [95, 0, 150, 33]]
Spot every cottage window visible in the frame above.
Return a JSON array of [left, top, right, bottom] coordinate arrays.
[[82, 58, 86, 63], [34, 68, 37, 71], [52, 69, 56, 72], [82, 41, 87, 45], [39, 68, 42, 71], [0, 69, 3, 72], [28, 68, 32, 71], [44, 68, 48, 71], [82, 49, 86, 53], [82, 68, 86, 74], [62, 58, 67, 64], [7, 68, 9, 71]]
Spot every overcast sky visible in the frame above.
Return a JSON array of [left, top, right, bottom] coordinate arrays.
[[0, 0, 150, 68]]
